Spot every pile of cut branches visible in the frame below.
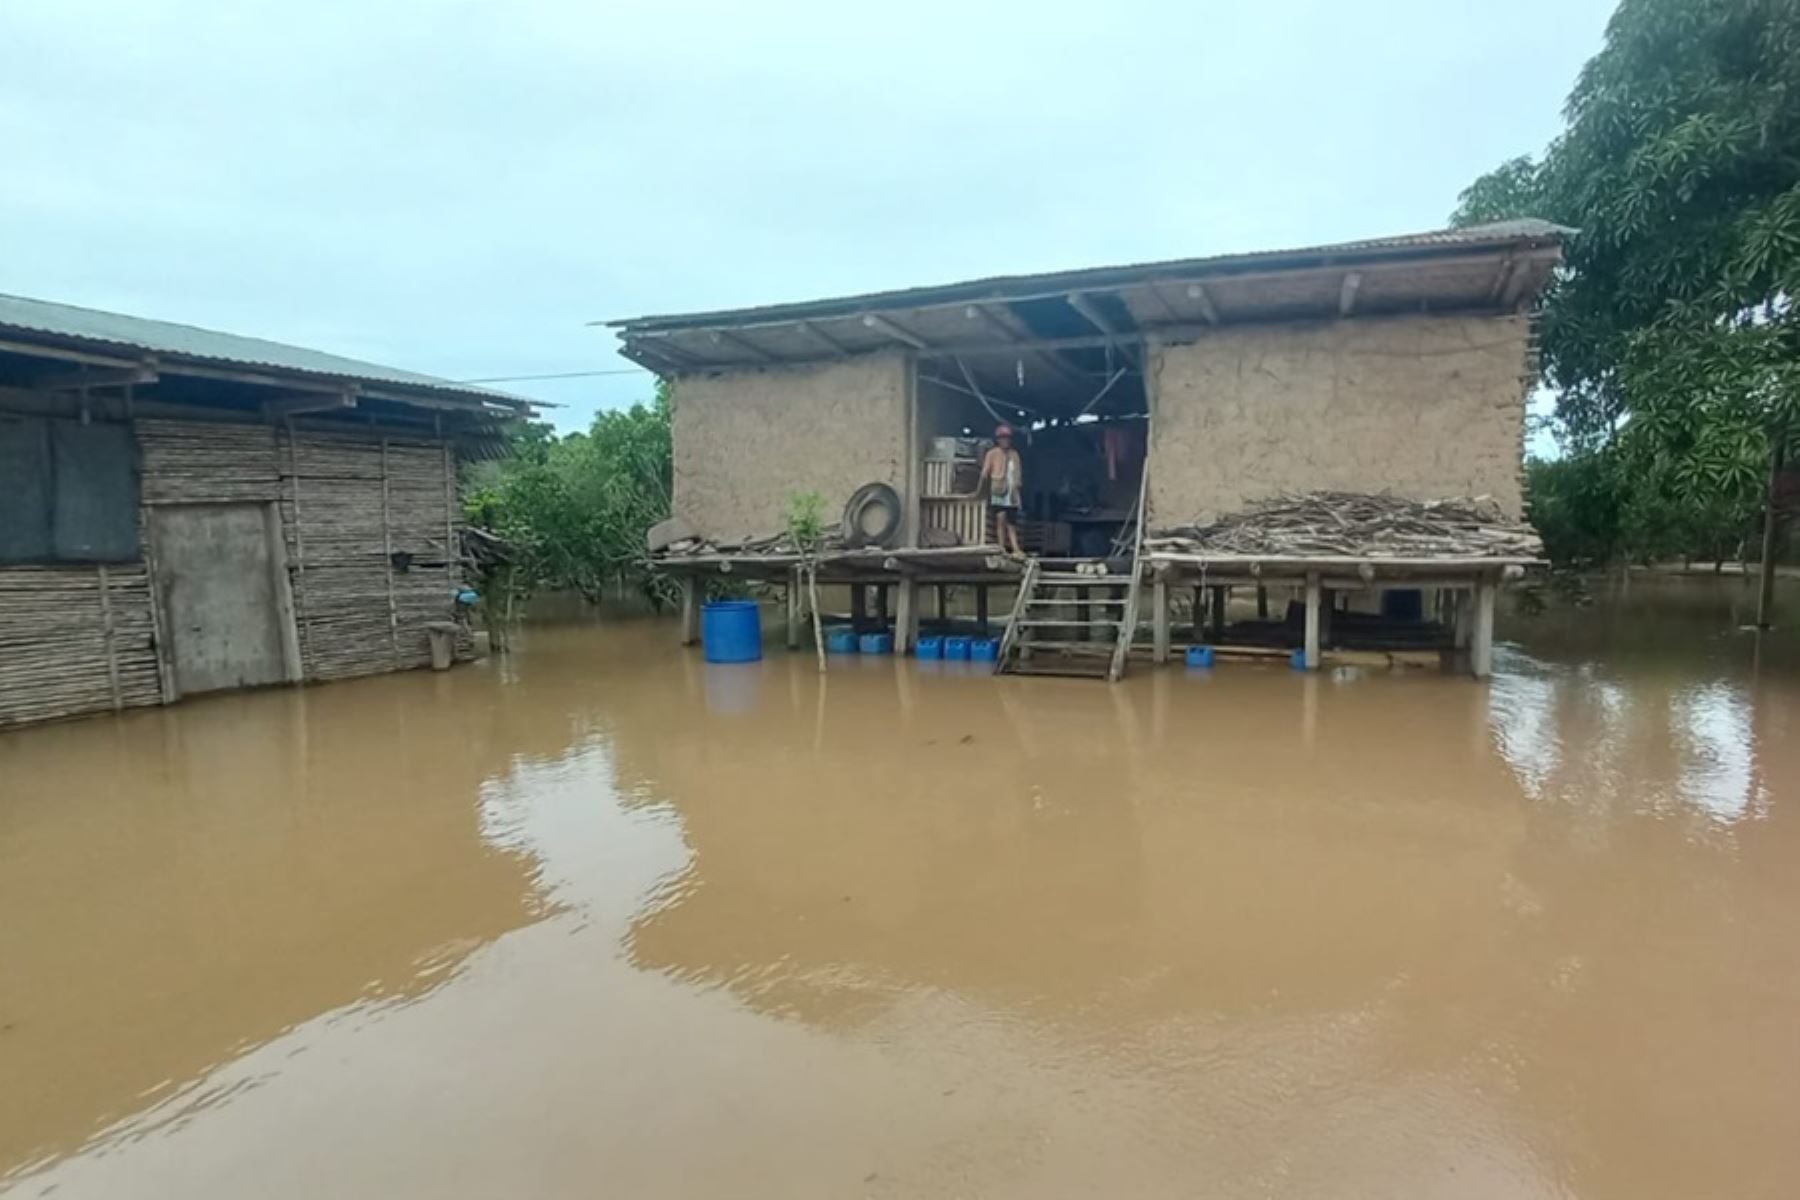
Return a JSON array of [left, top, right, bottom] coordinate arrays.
[[1148, 491, 1542, 559]]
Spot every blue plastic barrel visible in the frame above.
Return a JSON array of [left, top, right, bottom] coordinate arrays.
[[1186, 645, 1215, 669], [970, 638, 998, 663], [826, 628, 860, 654], [944, 636, 972, 661], [1290, 649, 1309, 671], [702, 600, 763, 663], [860, 632, 894, 655], [916, 636, 943, 660]]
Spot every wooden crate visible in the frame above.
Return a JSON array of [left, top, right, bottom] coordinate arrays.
[[921, 497, 990, 547]]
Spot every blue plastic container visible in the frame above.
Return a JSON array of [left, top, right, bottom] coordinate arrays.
[[1186, 645, 1215, 669], [702, 600, 763, 663], [1290, 649, 1309, 671], [944, 636, 972, 661], [916, 636, 943, 660], [860, 632, 894, 655], [826, 628, 860, 654], [970, 638, 998, 663]]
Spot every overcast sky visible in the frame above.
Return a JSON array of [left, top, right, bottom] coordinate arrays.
[[2, 0, 1615, 430]]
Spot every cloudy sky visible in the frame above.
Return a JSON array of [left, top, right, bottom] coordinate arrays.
[[2, 0, 1614, 430]]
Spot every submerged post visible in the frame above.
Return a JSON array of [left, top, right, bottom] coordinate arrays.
[[976, 585, 990, 636], [786, 568, 802, 650], [1471, 576, 1497, 679], [1303, 573, 1321, 670], [1152, 578, 1170, 663], [895, 577, 918, 653], [680, 575, 701, 646], [1209, 585, 1228, 640]]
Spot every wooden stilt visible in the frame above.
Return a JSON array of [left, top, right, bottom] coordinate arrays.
[[786, 568, 801, 650], [936, 584, 948, 622], [1472, 577, 1497, 679], [895, 578, 918, 653], [1453, 590, 1473, 649], [976, 585, 990, 636], [851, 584, 868, 631], [1152, 578, 1170, 664], [680, 575, 701, 646], [1303, 573, 1321, 670], [875, 585, 889, 629], [1192, 585, 1204, 635], [1209, 585, 1228, 640], [1256, 585, 1269, 620]]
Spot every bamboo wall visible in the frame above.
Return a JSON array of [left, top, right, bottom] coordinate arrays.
[[0, 415, 467, 730]]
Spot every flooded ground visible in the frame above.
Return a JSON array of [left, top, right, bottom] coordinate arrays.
[[3, 576, 1799, 1199]]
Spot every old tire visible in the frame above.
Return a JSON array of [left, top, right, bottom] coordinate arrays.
[[842, 482, 902, 549]]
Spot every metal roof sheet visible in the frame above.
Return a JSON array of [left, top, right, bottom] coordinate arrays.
[[0, 292, 527, 407], [608, 219, 1572, 334]]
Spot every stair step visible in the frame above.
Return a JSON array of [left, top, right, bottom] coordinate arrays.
[[1027, 595, 1127, 605], [1018, 619, 1122, 628], [1008, 657, 1114, 678], [1037, 572, 1123, 584]]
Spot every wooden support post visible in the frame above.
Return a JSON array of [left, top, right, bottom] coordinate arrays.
[[1152, 578, 1170, 664], [1256, 585, 1269, 620], [1471, 577, 1497, 679], [680, 575, 701, 646], [1756, 438, 1785, 629], [875, 584, 890, 629], [1303, 573, 1321, 670], [851, 584, 868, 631], [786, 569, 802, 650], [936, 584, 949, 622], [1192, 585, 1203, 635], [1453, 590, 1473, 650], [895, 577, 918, 653], [1209, 585, 1228, 640], [976, 585, 990, 636]]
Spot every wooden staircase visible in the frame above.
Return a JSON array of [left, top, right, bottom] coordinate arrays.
[[995, 555, 1145, 681]]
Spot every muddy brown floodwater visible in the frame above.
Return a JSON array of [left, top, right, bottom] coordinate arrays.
[[3, 577, 1799, 1199]]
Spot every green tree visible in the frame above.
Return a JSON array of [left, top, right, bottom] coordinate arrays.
[[1456, 0, 1800, 579], [467, 382, 675, 609]]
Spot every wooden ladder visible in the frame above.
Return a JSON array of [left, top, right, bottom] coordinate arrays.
[[995, 558, 1137, 680]]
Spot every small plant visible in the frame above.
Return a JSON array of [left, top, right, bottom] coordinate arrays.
[[786, 489, 826, 552], [785, 489, 829, 673]]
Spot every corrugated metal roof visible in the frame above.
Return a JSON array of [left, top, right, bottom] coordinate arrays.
[[608, 219, 1571, 334], [0, 292, 527, 407]]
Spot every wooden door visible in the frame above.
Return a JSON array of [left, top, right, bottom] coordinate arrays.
[[151, 503, 297, 696]]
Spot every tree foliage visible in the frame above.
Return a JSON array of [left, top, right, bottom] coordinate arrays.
[[1456, 0, 1800, 565], [467, 382, 675, 608]]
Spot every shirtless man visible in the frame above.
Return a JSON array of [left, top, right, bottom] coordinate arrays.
[[981, 424, 1025, 558]]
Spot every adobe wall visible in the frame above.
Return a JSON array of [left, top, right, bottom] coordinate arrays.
[[670, 352, 910, 544], [1147, 314, 1530, 527]]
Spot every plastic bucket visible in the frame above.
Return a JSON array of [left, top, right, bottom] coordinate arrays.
[[859, 632, 894, 655], [916, 636, 943, 660], [1186, 645, 1215, 669], [1289, 649, 1309, 671], [944, 636, 972, 661], [826, 628, 860, 654], [702, 600, 763, 663], [970, 638, 998, 663]]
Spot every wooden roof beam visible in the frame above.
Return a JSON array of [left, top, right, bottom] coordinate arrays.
[[1184, 282, 1220, 324], [1339, 271, 1363, 317], [862, 312, 928, 350], [963, 304, 1085, 385], [33, 362, 158, 392], [709, 328, 783, 365], [795, 320, 852, 357], [263, 386, 358, 419], [1066, 292, 1139, 368]]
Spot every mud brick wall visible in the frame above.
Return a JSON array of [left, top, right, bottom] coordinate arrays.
[[670, 352, 909, 544], [1147, 314, 1530, 526]]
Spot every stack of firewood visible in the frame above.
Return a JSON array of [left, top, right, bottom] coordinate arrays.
[[1149, 491, 1541, 558]]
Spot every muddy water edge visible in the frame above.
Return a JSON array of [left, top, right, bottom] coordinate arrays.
[[2, 576, 1798, 1199]]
